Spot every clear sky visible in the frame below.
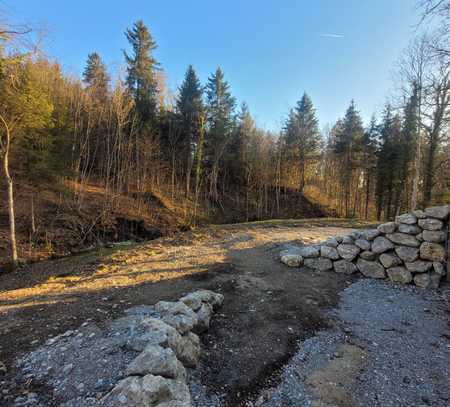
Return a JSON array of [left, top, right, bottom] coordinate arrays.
[[4, 0, 419, 132]]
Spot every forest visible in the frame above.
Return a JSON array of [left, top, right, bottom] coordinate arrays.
[[0, 0, 448, 265]]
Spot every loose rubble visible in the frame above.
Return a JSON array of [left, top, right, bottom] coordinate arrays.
[[14, 290, 224, 407], [279, 205, 449, 288]]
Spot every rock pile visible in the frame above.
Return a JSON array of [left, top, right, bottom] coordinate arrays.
[[280, 205, 449, 289], [17, 290, 223, 407]]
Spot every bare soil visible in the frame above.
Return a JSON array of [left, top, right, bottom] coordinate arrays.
[[0, 219, 369, 405]]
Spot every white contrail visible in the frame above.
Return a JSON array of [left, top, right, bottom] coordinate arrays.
[[320, 33, 345, 38]]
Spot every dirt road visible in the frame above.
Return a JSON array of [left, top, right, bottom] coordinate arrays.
[[1, 219, 364, 405]]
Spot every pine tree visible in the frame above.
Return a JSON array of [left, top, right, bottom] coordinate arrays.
[[176, 65, 204, 193], [334, 100, 364, 217], [124, 20, 159, 125], [362, 116, 379, 219], [205, 67, 236, 200], [83, 52, 110, 102], [294, 93, 320, 192]]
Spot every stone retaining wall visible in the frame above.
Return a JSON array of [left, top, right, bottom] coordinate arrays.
[[280, 205, 449, 288]]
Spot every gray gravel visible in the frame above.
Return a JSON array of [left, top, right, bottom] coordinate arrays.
[[255, 279, 450, 407], [190, 279, 450, 407]]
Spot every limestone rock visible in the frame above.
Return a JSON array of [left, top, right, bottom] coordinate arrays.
[[304, 257, 333, 271], [422, 230, 445, 243], [360, 251, 376, 261], [386, 233, 420, 247], [126, 345, 186, 380], [320, 246, 340, 260], [394, 246, 419, 263], [195, 303, 213, 333], [379, 253, 402, 268], [398, 224, 421, 234], [172, 332, 200, 368], [298, 245, 320, 258], [359, 229, 381, 241], [333, 260, 357, 274], [181, 290, 223, 310], [356, 259, 386, 279], [154, 301, 199, 335], [413, 209, 426, 219], [125, 317, 181, 353], [280, 254, 303, 267], [395, 213, 417, 225], [405, 260, 433, 273], [371, 236, 394, 254], [418, 218, 444, 231], [414, 273, 431, 288], [324, 237, 339, 248], [387, 267, 412, 284], [342, 236, 354, 244], [420, 242, 446, 262], [433, 262, 446, 276], [425, 205, 450, 220], [355, 239, 371, 251], [377, 222, 397, 234], [337, 244, 360, 261], [103, 374, 173, 406], [429, 273, 442, 289]]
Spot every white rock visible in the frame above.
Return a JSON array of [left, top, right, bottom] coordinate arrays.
[[371, 236, 394, 254], [155, 301, 199, 334], [377, 222, 397, 234], [422, 230, 445, 243], [280, 254, 303, 267], [425, 205, 450, 220], [298, 245, 320, 258], [394, 246, 419, 263], [320, 246, 340, 260], [359, 229, 381, 241], [333, 260, 357, 274], [304, 257, 333, 271], [387, 267, 412, 284], [386, 233, 420, 247], [379, 253, 402, 268], [356, 259, 386, 279], [355, 239, 371, 251], [398, 224, 421, 234], [337, 244, 360, 261], [405, 260, 433, 273], [418, 218, 444, 231], [395, 213, 417, 225]]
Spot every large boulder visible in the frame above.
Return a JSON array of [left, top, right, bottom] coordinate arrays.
[[405, 260, 433, 273], [387, 267, 412, 284], [425, 205, 450, 220], [394, 246, 419, 263], [418, 218, 444, 231], [359, 251, 376, 261], [379, 253, 402, 268], [324, 237, 339, 248], [102, 374, 189, 407], [398, 224, 421, 235], [356, 259, 386, 279], [280, 254, 303, 267], [126, 345, 186, 380], [180, 290, 224, 311], [355, 239, 371, 251], [377, 222, 397, 234], [320, 246, 340, 260], [195, 303, 213, 333], [359, 229, 381, 241], [371, 236, 394, 254], [172, 332, 200, 368], [298, 245, 320, 258], [337, 244, 360, 261], [304, 257, 333, 271], [422, 230, 445, 243], [386, 233, 420, 248], [333, 260, 357, 274], [154, 301, 199, 334], [420, 242, 446, 262], [413, 209, 427, 219], [395, 213, 417, 225]]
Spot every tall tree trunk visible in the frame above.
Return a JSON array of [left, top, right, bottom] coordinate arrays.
[[0, 116, 18, 264]]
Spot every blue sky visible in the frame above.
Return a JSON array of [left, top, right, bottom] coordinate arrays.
[[4, 0, 418, 131]]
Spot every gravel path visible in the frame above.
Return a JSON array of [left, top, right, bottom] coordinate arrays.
[[253, 279, 450, 407]]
